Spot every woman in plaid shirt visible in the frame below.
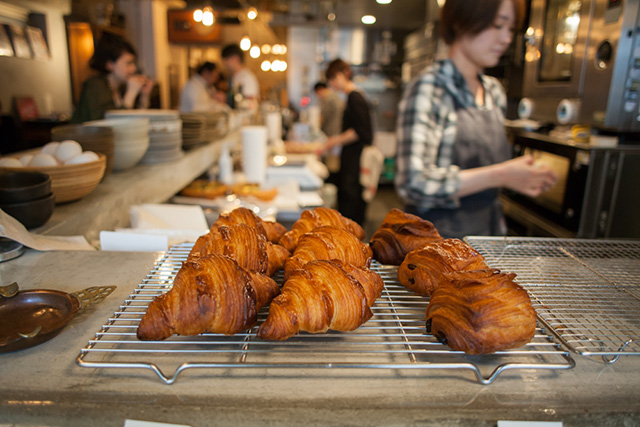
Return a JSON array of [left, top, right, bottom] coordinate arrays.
[[395, 0, 557, 238]]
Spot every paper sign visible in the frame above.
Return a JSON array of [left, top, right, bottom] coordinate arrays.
[[0, 208, 94, 251], [124, 420, 192, 427], [498, 422, 563, 427], [100, 231, 168, 252]]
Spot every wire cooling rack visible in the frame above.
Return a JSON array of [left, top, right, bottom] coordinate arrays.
[[465, 237, 640, 363], [76, 242, 574, 385]]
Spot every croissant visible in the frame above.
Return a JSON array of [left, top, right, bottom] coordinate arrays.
[[284, 225, 373, 279], [215, 206, 287, 243], [426, 269, 537, 355], [137, 254, 280, 340], [278, 207, 365, 252], [369, 208, 442, 265], [188, 223, 290, 276], [257, 260, 384, 340], [397, 238, 488, 297]]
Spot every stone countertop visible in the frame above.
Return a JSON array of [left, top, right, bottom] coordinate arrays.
[[31, 130, 239, 243], [0, 250, 639, 426]]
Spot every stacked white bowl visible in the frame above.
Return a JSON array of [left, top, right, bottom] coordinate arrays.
[[84, 117, 150, 171], [105, 110, 183, 165]]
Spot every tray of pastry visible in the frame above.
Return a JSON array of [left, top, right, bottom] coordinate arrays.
[[76, 240, 574, 385], [465, 237, 640, 363]]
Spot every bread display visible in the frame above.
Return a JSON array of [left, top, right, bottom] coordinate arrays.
[[283, 225, 373, 279], [425, 269, 537, 355], [215, 206, 287, 244], [180, 179, 228, 199], [257, 260, 384, 340], [369, 208, 442, 265], [397, 238, 488, 297], [137, 254, 280, 340], [188, 223, 290, 277], [278, 207, 365, 252]]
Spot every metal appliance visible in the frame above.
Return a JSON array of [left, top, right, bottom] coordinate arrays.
[[502, 131, 640, 238], [520, 0, 640, 131]]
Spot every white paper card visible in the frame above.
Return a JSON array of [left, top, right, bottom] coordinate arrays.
[[130, 204, 208, 230], [124, 420, 192, 427], [0, 208, 94, 251], [100, 231, 168, 252], [498, 422, 563, 427]]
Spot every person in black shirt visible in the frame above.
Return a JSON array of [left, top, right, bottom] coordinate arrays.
[[319, 59, 373, 225]]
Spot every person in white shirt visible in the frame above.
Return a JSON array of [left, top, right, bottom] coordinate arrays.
[[179, 62, 225, 112], [221, 44, 259, 109]]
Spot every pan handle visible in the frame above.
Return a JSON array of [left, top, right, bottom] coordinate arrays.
[[72, 286, 117, 311]]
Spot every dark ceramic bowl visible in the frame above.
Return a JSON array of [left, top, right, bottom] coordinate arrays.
[[0, 193, 55, 229], [0, 171, 52, 204]]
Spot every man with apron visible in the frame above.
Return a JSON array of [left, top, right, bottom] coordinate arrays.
[[395, 0, 556, 239]]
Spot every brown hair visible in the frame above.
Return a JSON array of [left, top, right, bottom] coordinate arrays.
[[325, 59, 353, 81], [440, 0, 525, 45]]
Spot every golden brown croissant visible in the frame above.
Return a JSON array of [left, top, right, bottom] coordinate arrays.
[[215, 206, 287, 244], [257, 260, 384, 340], [284, 225, 373, 279], [137, 254, 280, 340], [278, 207, 365, 252], [188, 223, 290, 276], [397, 238, 488, 297], [369, 208, 442, 265], [425, 269, 537, 354]]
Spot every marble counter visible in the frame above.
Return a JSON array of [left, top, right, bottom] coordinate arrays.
[[0, 249, 639, 426], [31, 130, 240, 243]]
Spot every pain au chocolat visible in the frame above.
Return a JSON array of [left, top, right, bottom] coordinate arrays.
[[397, 238, 488, 297], [369, 208, 442, 265], [425, 269, 537, 355]]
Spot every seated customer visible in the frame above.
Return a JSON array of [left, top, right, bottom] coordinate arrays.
[[179, 61, 227, 112], [71, 33, 153, 123]]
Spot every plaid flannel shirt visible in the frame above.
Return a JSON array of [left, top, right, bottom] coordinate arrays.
[[394, 59, 507, 210]]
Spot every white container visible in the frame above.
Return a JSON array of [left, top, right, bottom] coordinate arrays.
[[241, 126, 268, 185], [308, 105, 321, 132], [218, 145, 233, 185], [266, 111, 282, 143]]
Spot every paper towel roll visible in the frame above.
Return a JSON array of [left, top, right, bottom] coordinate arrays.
[[241, 126, 268, 184], [557, 99, 577, 125], [518, 98, 534, 119], [266, 111, 282, 142]]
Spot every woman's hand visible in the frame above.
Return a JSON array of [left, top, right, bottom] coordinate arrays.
[[497, 155, 558, 197], [123, 75, 152, 109]]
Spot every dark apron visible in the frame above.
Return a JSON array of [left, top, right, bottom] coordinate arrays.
[[407, 94, 511, 239]]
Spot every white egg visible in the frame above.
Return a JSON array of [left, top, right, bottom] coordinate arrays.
[[0, 157, 24, 168], [65, 151, 99, 165], [41, 142, 60, 156], [55, 140, 83, 163], [19, 154, 34, 166], [29, 153, 59, 167]]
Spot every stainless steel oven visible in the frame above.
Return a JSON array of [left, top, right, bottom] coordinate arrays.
[[502, 131, 640, 238], [520, 0, 640, 131]]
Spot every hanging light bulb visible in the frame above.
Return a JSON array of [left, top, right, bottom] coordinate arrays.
[[361, 15, 376, 25], [240, 36, 251, 51], [193, 9, 203, 23], [247, 7, 258, 20], [272, 44, 282, 55], [280, 45, 287, 55], [280, 60, 287, 71], [202, 6, 215, 26], [261, 60, 271, 71], [250, 45, 261, 58], [261, 44, 271, 54]]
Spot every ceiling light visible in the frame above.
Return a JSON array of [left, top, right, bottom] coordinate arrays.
[[193, 9, 203, 22], [280, 45, 287, 55], [247, 7, 257, 20], [436, 0, 446, 7], [328, 12, 336, 21], [250, 45, 261, 58], [272, 44, 282, 54], [376, 0, 392, 4], [361, 15, 376, 25], [261, 60, 271, 71], [240, 36, 251, 51], [261, 44, 271, 54], [202, 6, 215, 26]]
